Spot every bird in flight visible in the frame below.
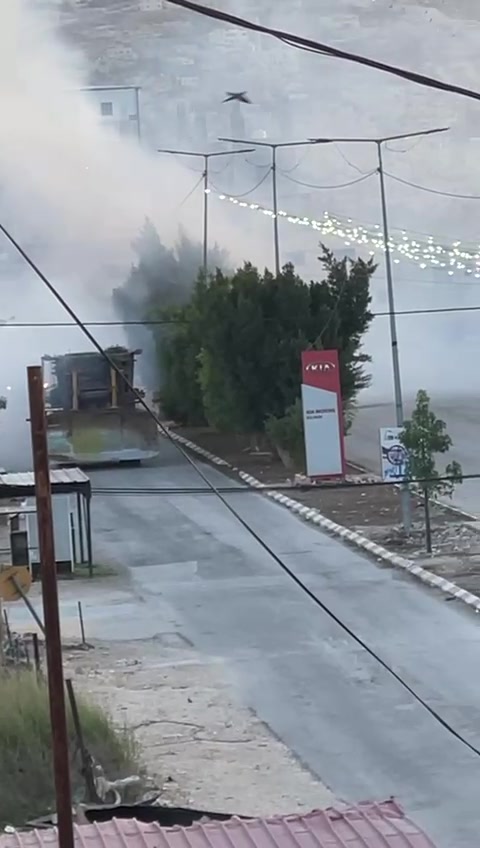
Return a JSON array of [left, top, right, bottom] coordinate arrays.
[[223, 91, 252, 104]]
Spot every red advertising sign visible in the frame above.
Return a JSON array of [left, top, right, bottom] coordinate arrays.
[[301, 349, 345, 479]]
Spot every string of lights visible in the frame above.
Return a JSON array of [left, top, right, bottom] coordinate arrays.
[[214, 192, 480, 276]]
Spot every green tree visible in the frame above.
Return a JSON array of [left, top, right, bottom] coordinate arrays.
[[400, 389, 463, 551], [158, 247, 375, 433]]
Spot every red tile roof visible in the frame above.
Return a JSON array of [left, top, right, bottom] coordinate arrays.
[[0, 801, 437, 848]]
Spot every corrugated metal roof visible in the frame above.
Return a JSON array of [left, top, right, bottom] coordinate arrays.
[[0, 468, 89, 489], [0, 468, 89, 488], [0, 802, 437, 848]]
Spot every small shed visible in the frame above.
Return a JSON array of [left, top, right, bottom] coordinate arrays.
[[0, 468, 92, 575]]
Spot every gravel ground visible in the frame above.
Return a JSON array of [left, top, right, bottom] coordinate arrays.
[[6, 578, 335, 817], [64, 637, 335, 815]]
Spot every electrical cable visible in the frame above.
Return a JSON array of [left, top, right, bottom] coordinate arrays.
[[245, 157, 271, 169], [176, 174, 205, 209], [8, 298, 480, 329], [210, 168, 272, 198], [162, 0, 480, 103], [278, 170, 377, 190], [91, 470, 480, 496], [4, 221, 480, 759], [384, 171, 480, 200], [385, 136, 425, 155], [334, 144, 369, 176]]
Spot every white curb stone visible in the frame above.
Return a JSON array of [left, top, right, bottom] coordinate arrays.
[[165, 427, 480, 613]]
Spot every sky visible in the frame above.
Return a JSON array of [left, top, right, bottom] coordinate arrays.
[[1, 0, 480, 467]]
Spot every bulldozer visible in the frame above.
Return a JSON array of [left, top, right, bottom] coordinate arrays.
[[42, 346, 160, 466]]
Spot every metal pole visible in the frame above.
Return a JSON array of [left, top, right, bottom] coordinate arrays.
[[66, 679, 100, 803], [27, 365, 74, 848], [203, 155, 209, 277], [376, 143, 411, 532], [77, 492, 85, 564], [134, 87, 142, 142], [77, 601, 86, 646], [0, 599, 3, 666], [10, 574, 45, 634], [85, 495, 93, 578], [272, 146, 280, 276]]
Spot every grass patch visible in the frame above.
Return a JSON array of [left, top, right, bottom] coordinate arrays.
[[0, 670, 141, 828]]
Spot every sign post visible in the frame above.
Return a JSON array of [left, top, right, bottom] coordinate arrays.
[[301, 350, 345, 479], [379, 427, 408, 481]]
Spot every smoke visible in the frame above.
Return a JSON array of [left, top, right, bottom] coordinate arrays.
[[1, 0, 478, 469], [197, 0, 480, 401], [0, 0, 270, 470]]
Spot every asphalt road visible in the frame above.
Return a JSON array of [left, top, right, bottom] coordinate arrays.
[[348, 394, 480, 516], [89, 442, 480, 847]]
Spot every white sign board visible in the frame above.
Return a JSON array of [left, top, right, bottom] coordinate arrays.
[[301, 350, 345, 478], [379, 427, 408, 482]]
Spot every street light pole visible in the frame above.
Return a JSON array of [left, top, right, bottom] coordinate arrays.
[[376, 141, 411, 533], [219, 137, 326, 277], [158, 146, 254, 277], [376, 141, 404, 430], [272, 145, 280, 275], [308, 126, 449, 532], [203, 155, 209, 276]]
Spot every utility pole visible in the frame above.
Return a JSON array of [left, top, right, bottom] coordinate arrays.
[[218, 137, 326, 277], [309, 126, 449, 532], [27, 365, 74, 848], [158, 146, 254, 277]]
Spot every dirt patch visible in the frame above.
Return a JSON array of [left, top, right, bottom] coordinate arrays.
[[63, 638, 335, 815], [174, 425, 463, 531]]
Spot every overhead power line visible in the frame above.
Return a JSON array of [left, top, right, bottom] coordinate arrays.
[[385, 171, 480, 200], [2, 222, 480, 760], [6, 298, 480, 330], [210, 168, 272, 198], [163, 0, 480, 103], [177, 173, 205, 208], [91, 468, 480, 494], [279, 170, 377, 190]]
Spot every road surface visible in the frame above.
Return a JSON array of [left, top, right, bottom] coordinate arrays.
[[89, 442, 480, 847], [348, 394, 480, 516]]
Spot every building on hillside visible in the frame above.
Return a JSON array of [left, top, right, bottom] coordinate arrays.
[[81, 85, 141, 139]]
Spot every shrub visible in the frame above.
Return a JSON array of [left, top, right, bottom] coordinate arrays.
[[265, 399, 305, 469], [0, 670, 140, 828]]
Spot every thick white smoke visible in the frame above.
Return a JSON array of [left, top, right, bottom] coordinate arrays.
[[212, 0, 480, 401], [0, 0, 269, 469]]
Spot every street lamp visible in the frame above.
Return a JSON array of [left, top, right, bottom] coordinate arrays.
[[218, 137, 327, 276], [157, 147, 254, 276], [307, 127, 449, 531]]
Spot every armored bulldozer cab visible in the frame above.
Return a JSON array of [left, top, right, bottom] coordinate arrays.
[[43, 347, 159, 466]]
